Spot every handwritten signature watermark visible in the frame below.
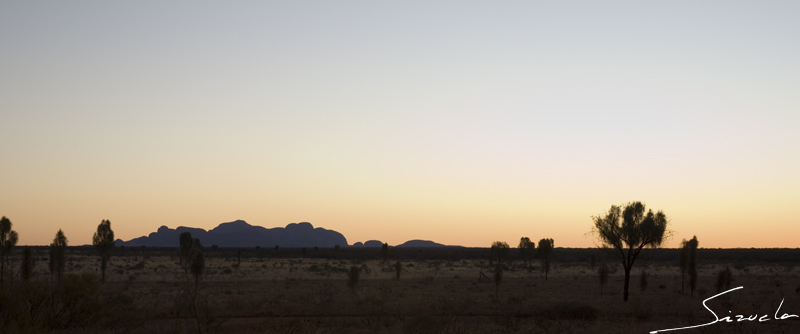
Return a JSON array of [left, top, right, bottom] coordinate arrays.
[[650, 286, 798, 333]]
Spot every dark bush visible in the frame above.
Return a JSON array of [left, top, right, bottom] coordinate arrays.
[[0, 273, 139, 332], [403, 314, 440, 334], [538, 302, 599, 321]]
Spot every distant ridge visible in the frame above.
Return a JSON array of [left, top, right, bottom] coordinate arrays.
[[116, 220, 455, 248], [395, 239, 448, 248], [116, 220, 347, 248]]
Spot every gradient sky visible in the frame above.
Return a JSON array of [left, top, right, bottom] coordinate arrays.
[[1, 1, 798, 248]]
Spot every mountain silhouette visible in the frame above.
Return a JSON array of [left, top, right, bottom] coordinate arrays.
[[351, 240, 384, 247], [395, 239, 447, 247], [116, 220, 347, 248]]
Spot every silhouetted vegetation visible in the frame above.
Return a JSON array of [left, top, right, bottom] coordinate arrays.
[[0, 216, 18, 288], [640, 270, 648, 292], [490, 241, 510, 266], [494, 262, 503, 298], [0, 273, 140, 333], [92, 219, 114, 283], [395, 260, 402, 279], [591, 201, 668, 301], [538, 238, 554, 280], [347, 266, 360, 292], [2, 240, 798, 333], [679, 240, 689, 294], [21, 247, 32, 281], [49, 229, 68, 282], [403, 314, 440, 334], [716, 266, 733, 293], [598, 262, 609, 297], [518, 237, 535, 268], [682, 236, 699, 296]]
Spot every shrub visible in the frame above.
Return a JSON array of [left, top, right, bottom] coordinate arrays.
[[395, 261, 402, 279], [598, 263, 609, 297], [403, 314, 440, 334], [715, 266, 733, 293], [347, 266, 360, 291], [640, 270, 648, 292], [0, 273, 139, 332], [129, 261, 146, 270], [538, 302, 599, 321]]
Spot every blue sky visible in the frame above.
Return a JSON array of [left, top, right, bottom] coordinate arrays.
[[1, 1, 798, 247]]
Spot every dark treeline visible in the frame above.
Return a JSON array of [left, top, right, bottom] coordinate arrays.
[[14, 245, 800, 264]]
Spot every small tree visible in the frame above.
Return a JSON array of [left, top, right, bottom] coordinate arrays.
[[21, 247, 33, 282], [347, 266, 360, 293], [48, 245, 56, 282], [686, 236, 699, 296], [381, 243, 389, 263], [191, 250, 205, 287], [640, 270, 648, 292], [237, 248, 241, 264], [0, 216, 18, 288], [591, 201, 669, 301], [678, 241, 689, 295], [518, 237, 535, 267], [50, 229, 68, 282], [715, 266, 732, 293], [179, 232, 194, 273], [590, 254, 596, 270], [491, 241, 510, 265], [395, 260, 402, 279], [176, 233, 207, 333], [93, 219, 115, 283], [598, 263, 609, 297], [538, 238, 554, 280], [494, 263, 503, 299], [178, 232, 204, 287]]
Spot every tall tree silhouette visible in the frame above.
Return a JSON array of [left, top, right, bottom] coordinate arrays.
[[191, 248, 205, 287], [0, 216, 18, 288], [591, 201, 669, 301], [178, 232, 204, 286], [537, 238, 554, 280], [491, 241, 510, 265], [598, 262, 609, 297], [50, 229, 68, 282], [518, 237, 535, 267], [494, 262, 503, 298], [678, 238, 689, 294], [381, 243, 389, 263], [21, 247, 33, 281], [176, 232, 206, 332], [685, 236, 699, 296], [93, 219, 114, 283], [179, 232, 195, 273]]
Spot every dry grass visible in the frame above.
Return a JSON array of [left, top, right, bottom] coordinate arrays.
[[5, 249, 800, 333]]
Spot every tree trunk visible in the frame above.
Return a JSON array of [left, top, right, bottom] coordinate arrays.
[[623, 266, 631, 301], [681, 269, 685, 295], [0, 252, 4, 288]]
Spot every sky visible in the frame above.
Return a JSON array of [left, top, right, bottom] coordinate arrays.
[[1, 1, 798, 248]]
